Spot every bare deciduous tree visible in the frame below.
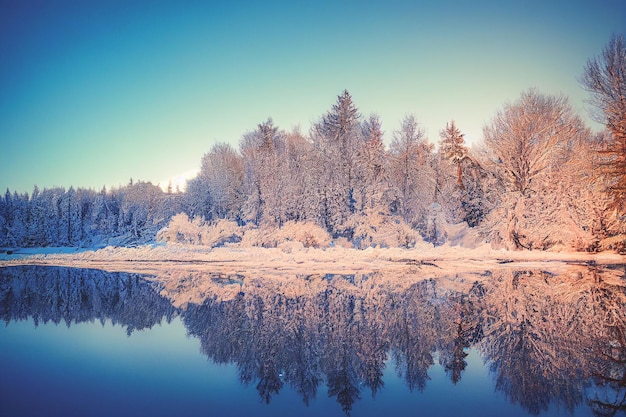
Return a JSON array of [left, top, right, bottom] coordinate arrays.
[[483, 90, 586, 196], [580, 33, 626, 211], [388, 115, 434, 227]]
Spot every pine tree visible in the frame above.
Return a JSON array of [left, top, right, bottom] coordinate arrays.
[[439, 120, 468, 189], [312, 90, 362, 236]]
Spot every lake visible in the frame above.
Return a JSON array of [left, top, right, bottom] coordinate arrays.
[[1, 264, 624, 417]]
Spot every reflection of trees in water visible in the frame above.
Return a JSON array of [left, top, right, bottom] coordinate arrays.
[[585, 266, 626, 417], [589, 324, 626, 417], [437, 286, 483, 385], [177, 266, 626, 415], [0, 265, 176, 335], [476, 266, 626, 415], [2, 264, 624, 415], [388, 279, 439, 392], [181, 274, 477, 413]]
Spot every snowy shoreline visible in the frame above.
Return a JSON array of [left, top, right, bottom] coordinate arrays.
[[1, 243, 625, 277]]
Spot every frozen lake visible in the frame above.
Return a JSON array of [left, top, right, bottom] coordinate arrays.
[[1, 265, 624, 417]]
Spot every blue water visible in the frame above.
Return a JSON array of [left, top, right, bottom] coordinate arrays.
[[1, 318, 570, 417], [1, 265, 622, 417]]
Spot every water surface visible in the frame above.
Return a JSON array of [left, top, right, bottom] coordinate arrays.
[[1, 265, 624, 416]]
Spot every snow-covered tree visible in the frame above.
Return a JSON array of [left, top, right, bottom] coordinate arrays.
[[483, 90, 586, 196], [356, 114, 389, 213], [1, 190, 28, 246], [435, 123, 493, 227], [311, 90, 362, 236], [439, 120, 469, 189], [388, 115, 435, 230], [580, 33, 626, 212], [193, 142, 244, 222], [434, 148, 464, 225], [115, 181, 165, 242], [185, 175, 213, 221], [57, 187, 82, 245], [240, 118, 287, 226], [481, 90, 594, 249], [91, 186, 120, 239], [281, 129, 317, 223], [26, 186, 47, 246], [0, 195, 6, 247]]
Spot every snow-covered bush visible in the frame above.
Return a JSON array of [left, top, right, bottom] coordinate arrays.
[[278, 221, 332, 248], [156, 213, 242, 247], [156, 213, 204, 245], [352, 210, 420, 249], [598, 234, 626, 253], [240, 221, 331, 248], [200, 219, 243, 247]]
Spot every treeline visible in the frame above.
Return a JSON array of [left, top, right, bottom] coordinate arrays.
[[0, 181, 183, 247], [0, 89, 620, 251], [1, 35, 625, 251], [185, 88, 623, 251], [183, 93, 491, 242]]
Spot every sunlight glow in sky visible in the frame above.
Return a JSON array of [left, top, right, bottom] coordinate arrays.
[[1, 0, 625, 194]]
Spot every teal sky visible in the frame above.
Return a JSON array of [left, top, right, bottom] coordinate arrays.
[[1, 0, 625, 194]]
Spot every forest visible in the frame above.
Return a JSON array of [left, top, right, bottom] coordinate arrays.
[[1, 34, 625, 252]]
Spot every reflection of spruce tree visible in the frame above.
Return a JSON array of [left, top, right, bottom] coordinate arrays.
[[389, 279, 439, 392], [184, 285, 325, 405], [446, 323, 468, 385], [0, 266, 176, 335], [287, 325, 323, 406], [281, 291, 325, 406], [183, 293, 247, 364], [356, 321, 387, 397], [321, 289, 362, 415], [253, 293, 287, 404], [256, 359, 284, 404], [326, 362, 361, 416], [353, 278, 390, 398], [436, 290, 482, 385]]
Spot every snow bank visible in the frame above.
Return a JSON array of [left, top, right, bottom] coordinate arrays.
[[2, 242, 624, 279], [0, 246, 88, 260]]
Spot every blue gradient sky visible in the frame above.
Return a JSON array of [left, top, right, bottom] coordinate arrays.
[[1, 0, 624, 194]]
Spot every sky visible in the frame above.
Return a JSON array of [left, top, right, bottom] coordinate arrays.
[[1, 0, 625, 194]]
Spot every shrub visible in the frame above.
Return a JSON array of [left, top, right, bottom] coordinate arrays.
[[156, 213, 242, 247], [240, 221, 331, 248], [352, 211, 420, 249]]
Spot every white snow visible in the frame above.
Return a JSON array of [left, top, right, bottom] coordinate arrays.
[[0, 246, 90, 260], [1, 243, 624, 278]]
